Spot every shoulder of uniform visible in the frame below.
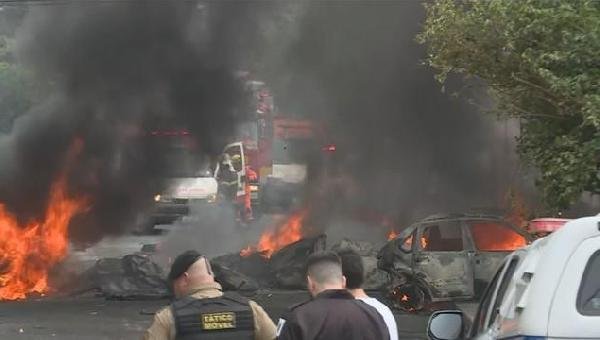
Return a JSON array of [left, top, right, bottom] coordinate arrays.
[[170, 295, 196, 309], [155, 305, 174, 324], [222, 292, 251, 305], [157, 305, 172, 315], [288, 298, 312, 311]]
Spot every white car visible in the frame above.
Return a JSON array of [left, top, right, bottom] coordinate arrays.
[[428, 215, 600, 339]]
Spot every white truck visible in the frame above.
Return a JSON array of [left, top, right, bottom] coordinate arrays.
[[427, 215, 600, 340], [141, 130, 218, 232]]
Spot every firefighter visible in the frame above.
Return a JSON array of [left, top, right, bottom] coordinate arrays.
[[143, 250, 276, 340], [229, 154, 246, 222], [276, 251, 390, 340], [243, 157, 258, 222], [216, 154, 238, 203]]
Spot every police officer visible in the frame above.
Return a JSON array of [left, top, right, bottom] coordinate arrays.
[[143, 250, 276, 340], [276, 251, 390, 340]]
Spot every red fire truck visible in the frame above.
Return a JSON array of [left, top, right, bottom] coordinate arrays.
[[215, 80, 334, 216]]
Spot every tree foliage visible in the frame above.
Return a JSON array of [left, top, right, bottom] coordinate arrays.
[[418, 0, 600, 209]]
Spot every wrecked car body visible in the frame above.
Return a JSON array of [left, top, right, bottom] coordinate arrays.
[[378, 213, 531, 311]]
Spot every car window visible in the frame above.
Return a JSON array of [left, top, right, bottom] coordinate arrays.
[[401, 232, 414, 252], [577, 250, 600, 316], [471, 262, 503, 336], [420, 222, 464, 252], [468, 221, 527, 251], [488, 257, 519, 325]]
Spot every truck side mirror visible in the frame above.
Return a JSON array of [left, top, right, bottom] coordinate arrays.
[[427, 310, 464, 340]]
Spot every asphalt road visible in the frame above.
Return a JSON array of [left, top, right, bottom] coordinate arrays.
[[0, 290, 431, 340]]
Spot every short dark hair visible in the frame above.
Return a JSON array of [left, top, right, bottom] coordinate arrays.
[[337, 249, 365, 289], [306, 251, 343, 285]]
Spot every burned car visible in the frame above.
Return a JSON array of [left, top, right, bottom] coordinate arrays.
[[378, 213, 531, 312]]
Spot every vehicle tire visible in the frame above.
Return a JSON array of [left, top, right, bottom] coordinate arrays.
[[388, 281, 432, 313]]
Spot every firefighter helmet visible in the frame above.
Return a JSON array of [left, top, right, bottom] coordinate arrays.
[[221, 154, 232, 166]]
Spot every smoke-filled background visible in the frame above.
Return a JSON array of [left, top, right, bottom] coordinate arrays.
[[0, 1, 529, 251], [260, 2, 526, 228], [0, 1, 274, 243]]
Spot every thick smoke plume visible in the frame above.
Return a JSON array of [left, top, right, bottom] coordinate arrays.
[[262, 2, 525, 232], [0, 2, 271, 243], [0, 1, 530, 250]]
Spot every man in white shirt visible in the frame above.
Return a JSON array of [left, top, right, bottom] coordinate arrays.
[[338, 249, 399, 340]]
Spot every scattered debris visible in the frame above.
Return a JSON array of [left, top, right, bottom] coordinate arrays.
[[361, 256, 390, 290], [270, 235, 326, 289], [211, 252, 272, 287], [88, 255, 170, 300], [211, 262, 260, 292], [331, 238, 390, 290], [212, 234, 327, 290], [63, 234, 386, 300], [331, 238, 375, 256]]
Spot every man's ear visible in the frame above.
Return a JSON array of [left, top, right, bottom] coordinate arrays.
[[307, 276, 315, 292], [342, 275, 347, 289]]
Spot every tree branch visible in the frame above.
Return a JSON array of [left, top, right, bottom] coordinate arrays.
[[505, 102, 567, 120], [511, 75, 558, 99]]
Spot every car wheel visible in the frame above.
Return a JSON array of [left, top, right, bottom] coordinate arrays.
[[389, 281, 431, 313]]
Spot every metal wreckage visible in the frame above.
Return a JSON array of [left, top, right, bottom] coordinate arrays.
[[377, 213, 532, 312], [47, 212, 531, 316]]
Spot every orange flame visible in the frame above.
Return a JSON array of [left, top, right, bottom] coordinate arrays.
[[239, 246, 253, 257], [403, 235, 428, 250], [470, 222, 527, 251], [241, 209, 307, 259], [0, 141, 88, 300]]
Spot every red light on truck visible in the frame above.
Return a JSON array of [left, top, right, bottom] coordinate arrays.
[[322, 144, 336, 152]]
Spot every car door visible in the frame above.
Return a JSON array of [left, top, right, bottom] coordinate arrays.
[[548, 235, 600, 337], [470, 262, 503, 340], [465, 220, 528, 295], [414, 221, 475, 299], [470, 256, 519, 340]]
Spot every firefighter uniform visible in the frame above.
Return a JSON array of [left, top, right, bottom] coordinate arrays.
[[243, 165, 258, 220], [275, 289, 390, 340], [216, 164, 239, 202], [143, 282, 276, 340]]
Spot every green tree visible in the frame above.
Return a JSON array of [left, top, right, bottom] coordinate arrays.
[[418, 0, 600, 210]]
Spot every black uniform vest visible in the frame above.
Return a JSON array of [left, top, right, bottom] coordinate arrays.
[[171, 292, 254, 340]]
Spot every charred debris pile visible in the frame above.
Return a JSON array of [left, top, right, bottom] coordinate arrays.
[[62, 235, 389, 300]]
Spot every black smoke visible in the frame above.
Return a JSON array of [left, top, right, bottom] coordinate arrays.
[[262, 2, 524, 228], [0, 1, 529, 246], [0, 2, 270, 243]]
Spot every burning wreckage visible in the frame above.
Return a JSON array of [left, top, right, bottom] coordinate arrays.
[[1, 196, 532, 317], [378, 213, 531, 312], [79, 235, 391, 301], [80, 211, 531, 314], [72, 210, 391, 299]]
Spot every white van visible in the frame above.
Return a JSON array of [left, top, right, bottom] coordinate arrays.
[[428, 215, 600, 340]]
